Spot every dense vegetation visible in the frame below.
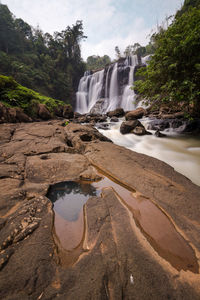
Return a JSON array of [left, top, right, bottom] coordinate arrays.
[[86, 55, 111, 70], [134, 0, 200, 116], [0, 4, 86, 104], [0, 75, 65, 117]]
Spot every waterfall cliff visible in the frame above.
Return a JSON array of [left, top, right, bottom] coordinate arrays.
[[75, 55, 144, 114]]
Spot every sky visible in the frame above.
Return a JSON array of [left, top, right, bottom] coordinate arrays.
[[1, 0, 183, 60]]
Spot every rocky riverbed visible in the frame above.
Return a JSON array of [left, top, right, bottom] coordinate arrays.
[[0, 120, 200, 299]]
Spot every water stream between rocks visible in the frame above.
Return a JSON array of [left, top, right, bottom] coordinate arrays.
[[97, 119, 200, 186]]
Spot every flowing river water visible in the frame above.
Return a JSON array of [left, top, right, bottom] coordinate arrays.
[[97, 119, 200, 186]]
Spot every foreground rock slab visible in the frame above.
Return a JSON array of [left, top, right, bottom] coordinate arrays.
[[0, 120, 200, 299]]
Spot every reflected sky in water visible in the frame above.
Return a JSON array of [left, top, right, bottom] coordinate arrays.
[[47, 181, 100, 221]]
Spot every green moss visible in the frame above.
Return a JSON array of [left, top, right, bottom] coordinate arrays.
[[0, 75, 68, 116]]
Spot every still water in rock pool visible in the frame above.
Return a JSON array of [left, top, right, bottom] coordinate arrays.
[[47, 175, 198, 273], [47, 181, 100, 222]]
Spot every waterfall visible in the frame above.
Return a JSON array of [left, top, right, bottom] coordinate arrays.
[[76, 70, 104, 114], [120, 55, 138, 111], [76, 55, 145, 114]]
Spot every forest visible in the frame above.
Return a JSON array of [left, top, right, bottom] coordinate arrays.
[[0, 3, 86, 104], [134, 0, 200, 116]]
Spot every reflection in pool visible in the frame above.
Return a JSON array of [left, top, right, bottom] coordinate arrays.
[[47, 181, 101, 222]]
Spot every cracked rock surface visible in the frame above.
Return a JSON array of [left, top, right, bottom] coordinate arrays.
[[0, 120, 200, 299]]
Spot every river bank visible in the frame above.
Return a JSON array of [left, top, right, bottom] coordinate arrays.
[[0, 120, 200, 299]]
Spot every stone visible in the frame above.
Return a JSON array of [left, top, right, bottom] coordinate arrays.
[[63, 105, 74, 119], [132, 126, 147, 135], [0, 120, 200, 299], [155, 130, 166, 137], [125, 107, 146, 120], [107, 108, 125, 118], [120, 120, 141, 134], [37, 104, 52, 120], [110, 117, 119, 122]]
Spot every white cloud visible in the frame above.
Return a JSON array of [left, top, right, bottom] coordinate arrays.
[[2, 0, 183, 60]]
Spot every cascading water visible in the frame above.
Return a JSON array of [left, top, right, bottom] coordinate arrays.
[[120, 55, 138, 111], [76, 54, 147, 114], [76, 70, 104, 114]]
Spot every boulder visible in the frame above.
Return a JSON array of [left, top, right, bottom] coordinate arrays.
[[107, 108, 125, 118], [37, 104, 52, 120], [155, 130, 166, 138], [125, 107, 146, 120], [0, 102, 8, 123], [110, 117, 119, 122], [63, 105, 74, 119], [120, 120, 141, 134], [0, 103, 31, 123], [132, 126, 147, 136]]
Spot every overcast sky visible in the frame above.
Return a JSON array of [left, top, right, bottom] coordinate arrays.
[[2, 0, 183, 60]]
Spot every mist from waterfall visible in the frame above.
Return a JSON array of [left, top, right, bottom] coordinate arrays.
[[75, 55, 143, 114]]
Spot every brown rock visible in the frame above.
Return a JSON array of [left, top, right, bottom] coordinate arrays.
[[63, 105, 74, 119], [125, 107, 146, 120], [37, 103, 52, 120], [120, 120, 142, 134], [107, 108, 125, 118], [132, 126, 147, 135]]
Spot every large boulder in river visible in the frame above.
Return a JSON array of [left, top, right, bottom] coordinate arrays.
[[120, 120, 151, 136], [125, 107, 146, 120], [120, 120, 142, 134], [107, 108, 125, 118]]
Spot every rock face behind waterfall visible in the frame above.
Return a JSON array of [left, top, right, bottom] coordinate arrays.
[[76, 55, 147, 115]]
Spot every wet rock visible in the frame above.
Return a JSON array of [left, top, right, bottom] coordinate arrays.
[[120, 120, 142, 134], [132, 126, 147, 136], [107, 108, 125, 118], [147, 119, 170, 131], [125, 107, 146, 120], [90, 98, 105, 115], [160, 112, 185, 119], [155, 130, 166, 138], [110, 117, 119, 122]]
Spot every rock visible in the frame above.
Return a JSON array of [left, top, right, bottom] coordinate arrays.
[[132, 126, 147, 135], [0, 120, 200, 299], [37, 104, 52, 120], [125, 107, 146, 120], [155, 130, 166, 137], [120, 120, 142, 134], [63, 105, 74, 119], [160, 112, 185, 119], [110, 117, 119, 122], [147, 119, 170, 131], [0, 103, 31, 123], [107, 108, 125, 118], [80, 166, 102, 181], [90, 98, 105, 115]]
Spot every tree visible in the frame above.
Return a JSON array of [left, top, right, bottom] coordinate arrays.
[[134, 4, 200, 116]]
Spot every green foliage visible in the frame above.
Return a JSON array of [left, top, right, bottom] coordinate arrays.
[[0, 75, 65, 116], [0, 4, 86, 104], [86, 55, 111, 70], [134, 5, 200, 116]]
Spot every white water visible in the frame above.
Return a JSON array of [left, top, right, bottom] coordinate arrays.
[[121, 55, 138, 111], [98, 120, 200, 186], [75, 55, 144, 114], [76, 70, 104, 114]]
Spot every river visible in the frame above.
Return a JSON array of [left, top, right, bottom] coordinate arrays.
[[97, 119, 200, 186]]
